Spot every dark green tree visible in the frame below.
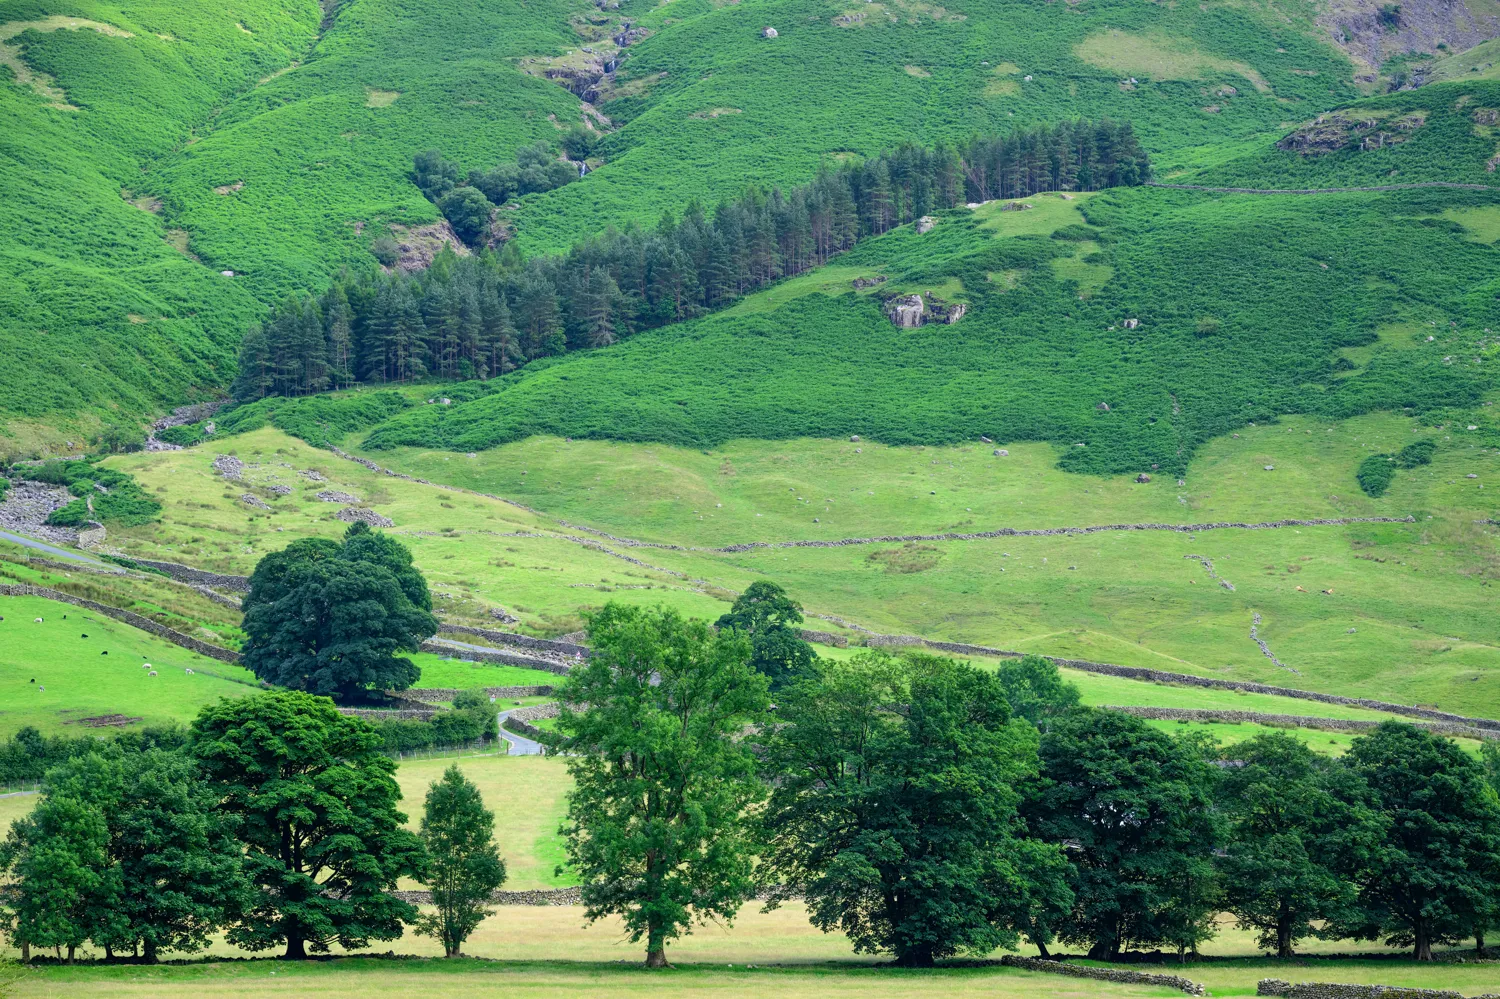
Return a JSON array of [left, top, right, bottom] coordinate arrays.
[[555, 603, 770, 967], [1217, 733, 1382, 958], [416, 765, 507, 957], [715, 580, 816, 689], [439, 187, 495, 247], [1029, 708, 1221, 960], [1335, 722, 1500, 960], [190, 691, 424, 959], [994, 654, 1080, 729], [760, 650, 1068, 966], [240, 522, 437, 697], [44, 747, 250, 962]]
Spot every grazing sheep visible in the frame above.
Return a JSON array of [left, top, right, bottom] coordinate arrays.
[[147, 671, 157, 677], [185, 668, 194, 675], [33, 618, 42, 623], [142, 663, 152, 670]]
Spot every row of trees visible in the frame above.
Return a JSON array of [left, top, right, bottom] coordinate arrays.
[[553, 601, 1500, 967], [231, 121, 1150, 401], [6, 595, 1500, 966], [0, 694, 507, 962]]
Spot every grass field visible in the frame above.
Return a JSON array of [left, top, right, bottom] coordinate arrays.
[[0, 594, 257, 738]]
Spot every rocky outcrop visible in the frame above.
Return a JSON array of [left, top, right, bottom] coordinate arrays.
[[1276, 111, 1427, 155], [0, 481, 77, 545], [387, 221, 470, 273], [315, 490, 360, 503], [883, 292, 966, 327], [1319, 0, 1500, 83]]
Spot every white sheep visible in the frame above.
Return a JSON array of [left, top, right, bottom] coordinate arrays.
[[142, 663, 152, 669], [184, 668, 194, 675], [147, 671, 158, 677], [33, 617, 42, 624]]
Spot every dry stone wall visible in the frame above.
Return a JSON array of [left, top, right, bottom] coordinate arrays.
[[390, 887, 582, 905], [129, 559, 251, 592], [999, 956, 1206, 995], [420, 641, 572, 675], [1257, 979, 1500, 999], [1110, 705, 1499, 741], [394, 686, 555, 703], [437, 623, 590, 658]]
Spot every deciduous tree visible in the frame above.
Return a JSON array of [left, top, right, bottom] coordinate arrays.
[[190, 691, 423, 959], [416, 765, 507, 957], [555, 603, 769, 967]]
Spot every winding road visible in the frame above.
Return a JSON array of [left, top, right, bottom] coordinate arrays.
[[496, 709, 545, 756], [0, 529, 116, 568]]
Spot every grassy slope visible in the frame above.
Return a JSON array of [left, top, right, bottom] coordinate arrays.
[[98, 405, 1500, 717], [0, 0, 317, 447], [0, 594, 258, 737]]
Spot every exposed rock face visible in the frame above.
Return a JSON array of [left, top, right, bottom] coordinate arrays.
[[336, 507, 394, 527], [1276, 110, 1427, 155], [883, 292, 966, 327], [1135, 473, 1152, 483], [884, 294, 925, 328], [915, 215, 937, 233], [1122, 318, 1139, 329], [762, 26, 778, 37], [851, 275, 886, 289], [0, 481, 77, 544], [1320, 0, 1500, 83], [999, 201, 1032, 212], [387, 221, 470, 273]]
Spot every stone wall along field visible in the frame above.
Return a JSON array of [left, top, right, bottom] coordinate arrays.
[[1257, 978, 1500, 999], [0, 583, 242, 663], [1110, 705, 1499, 741], [999, 956, 1206, 995]]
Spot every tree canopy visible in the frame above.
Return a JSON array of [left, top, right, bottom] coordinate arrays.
[[239, 521, 437, 697], [417, 765, 508, 958], [555, 603, 770, 967], [190, 691, 424, 959], [760, 650, 1069, 966], [714, 580, 816, 689]]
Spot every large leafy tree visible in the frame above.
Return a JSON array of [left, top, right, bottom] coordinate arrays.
[[555, 603, 770, 967], [43, 747, 250, 962], [0, 796, 115, 962], [1335, 722, 1500, 960], [1217, 733, 1383, 958], [761, 651, 1069, 966], [417, 765, 508, 957], [190, 691, 424, 959], [994, 654, 1080, 729], [240, 521, 437, 697], [1029, 708, 1221, 960], [714, 580, 816, 689]]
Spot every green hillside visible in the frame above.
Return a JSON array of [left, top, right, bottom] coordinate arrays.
[[0, 0, 317, 448], [0, 0, 1408, 441], [358, 141, 1500, 474]]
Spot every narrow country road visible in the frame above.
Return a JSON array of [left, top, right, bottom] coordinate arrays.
[[0, 529, 116, 567], [496, 710, 545, 756]]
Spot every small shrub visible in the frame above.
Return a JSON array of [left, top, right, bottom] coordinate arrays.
[[1357, 454, 1396, 496], [1396, 440, 1436, 468]]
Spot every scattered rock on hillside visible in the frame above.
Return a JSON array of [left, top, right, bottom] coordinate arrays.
[[852, 275, 887, 289], [213, 455, 244, 480], [994, 449, 1008, 456], [0, 481, 77, 544], [267, 484, 292, 496], [316, 490, 360, 503], [916, 216, 937, 234], [762, 26, 778, 37], [300, 469, 327, 481], [489, 605, 520, 624], [240, 494, 271, 510], [336, 507, 393, 527], [1097, 402, 1111, 411], [1122, 318, 1139, 329], [999, 201, 1032, 212], [885, 294, 925, 328], [1135, 473, 1151, 483]]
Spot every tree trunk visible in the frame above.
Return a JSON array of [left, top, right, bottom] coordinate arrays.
[[1087, 938, 1114, 961], [1034, 938, 1051, 960], [1414, 923, 1433, 962], [1476, 930, 1487, 957], [66, 944, 74, 964], [645, 914, 668, 968], [895, 947, 936, 968], [143, 939, 158, 965], [1277, 915, 1294, 960], [284, 936, 308, 960], [20, 942, 28, 963]]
